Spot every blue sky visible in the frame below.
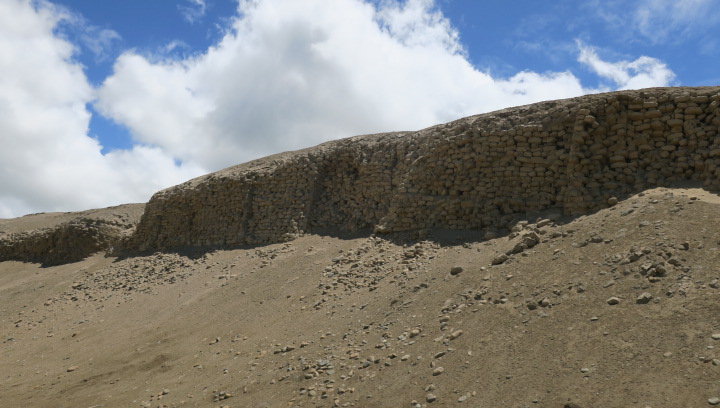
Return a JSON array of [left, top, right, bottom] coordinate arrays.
[[1, 0, 718, 217], [54, 0, 719, 153]]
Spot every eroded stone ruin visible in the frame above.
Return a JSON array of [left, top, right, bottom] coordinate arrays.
[[122, 86, 720, 252]]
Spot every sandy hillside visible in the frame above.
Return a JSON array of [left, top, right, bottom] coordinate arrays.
[[1, 187, 720, 408]]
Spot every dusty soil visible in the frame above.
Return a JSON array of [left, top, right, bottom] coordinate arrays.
[[1, 188, 720, 408]]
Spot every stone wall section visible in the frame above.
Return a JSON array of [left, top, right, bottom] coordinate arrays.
[[126, 87, 720, 251], [0, 204, 144, 265]]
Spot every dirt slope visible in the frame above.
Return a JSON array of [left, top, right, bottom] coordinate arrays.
[[1, 187, 719, 408]]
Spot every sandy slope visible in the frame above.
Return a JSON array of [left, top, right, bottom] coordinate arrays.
[[1, 188, 720, 408]]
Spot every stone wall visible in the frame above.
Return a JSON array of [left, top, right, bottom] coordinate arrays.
[[0, 204, 144, 265], [125, 87, 720, 251]]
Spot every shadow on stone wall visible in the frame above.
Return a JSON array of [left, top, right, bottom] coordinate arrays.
[[121, 86, 720, 255], [5, 87, 719, 266]]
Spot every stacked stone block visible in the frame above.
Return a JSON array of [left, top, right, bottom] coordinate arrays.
[[0, 204, 144, 265], [125, 87, 720, 251]]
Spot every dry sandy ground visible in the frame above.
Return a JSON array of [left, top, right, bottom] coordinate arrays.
[[1, 188, 720, 408]]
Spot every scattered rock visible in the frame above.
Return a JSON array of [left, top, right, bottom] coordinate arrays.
[[709, 397, 720, 406], [448, 330, 464, 340], [492, 254, 509, 265], [426, 393, 437, 403], [66, 366, 79, 372], [432, 367, 444, 376], [537, 219, 552, 228], [636, 292, 653, 304], [450, 266, 464, 275], [606, 297, 621, 305], [212, 391, 233, 402]]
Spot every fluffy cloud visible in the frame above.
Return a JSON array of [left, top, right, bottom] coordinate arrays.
[[96, 0, 673, 173], [634, 0, 719, 44], [578, 43, 676, 90], [0, 0, 202, 217], [591, 0, 720, 46]]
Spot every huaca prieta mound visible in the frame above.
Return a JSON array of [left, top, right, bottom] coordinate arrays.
[[2, 87, 720, 408], [126, 86, 720, 252]]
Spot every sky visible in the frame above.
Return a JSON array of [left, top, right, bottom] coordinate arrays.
[[1, 0, 719, 218]]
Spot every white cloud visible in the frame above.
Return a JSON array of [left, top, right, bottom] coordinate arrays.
[[590, 0, 720, 46], [44, 1, 122, 62], [0, 0, 203, 217], [98, 0, 658, 173], [79, 26, 121, 62], [374, 0, 463, 54], [577, 42, 675, 90], [178, 0, 207, 24], [634, 0, 717, 43]]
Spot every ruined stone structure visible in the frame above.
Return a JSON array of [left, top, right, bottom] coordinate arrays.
[[0, 204, 144, 265], [122, 87, 720, 251]]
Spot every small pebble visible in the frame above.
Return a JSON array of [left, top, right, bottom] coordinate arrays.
[[606, 297, 620, 305], [449, 330, 464, 340]]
